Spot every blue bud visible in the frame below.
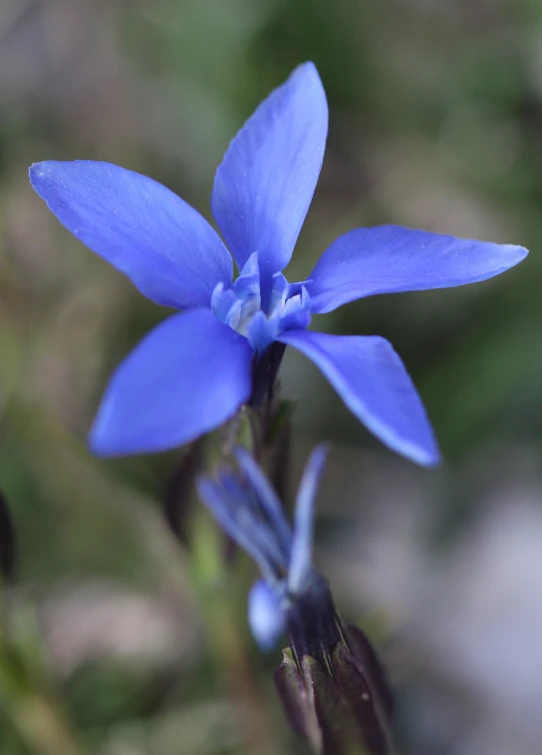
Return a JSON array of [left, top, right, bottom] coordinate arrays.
[[248, 579, 285, 652]]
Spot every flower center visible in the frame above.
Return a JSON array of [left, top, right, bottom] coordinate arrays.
[[211, 253, 312, 352]]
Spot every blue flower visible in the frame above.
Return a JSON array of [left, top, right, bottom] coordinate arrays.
[[29, 63, 528, 465], [198, 447, 396, 754], [197, 444, 330, 651]]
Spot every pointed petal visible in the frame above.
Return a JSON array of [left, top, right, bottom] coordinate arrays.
[[277, 329, 440, 466], [212, 63, 328, 290], [197, 476, 282, 583], [90, 309, 252, 456], [234, 447, 292, 556], [288, 444, 328, 595], [30, 161, 233, 309], [308, 225, 529, 313]]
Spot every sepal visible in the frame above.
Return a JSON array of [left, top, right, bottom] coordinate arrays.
[[275, 623, 395, 755]]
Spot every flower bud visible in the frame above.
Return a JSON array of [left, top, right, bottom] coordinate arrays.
[[198, 446, 395, 754], [276, 581, 394, 755]]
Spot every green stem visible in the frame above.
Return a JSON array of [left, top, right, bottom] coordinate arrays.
[[8, 692, 86, 755]]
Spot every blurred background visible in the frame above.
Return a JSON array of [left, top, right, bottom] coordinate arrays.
[[0, 0, 541, 753]]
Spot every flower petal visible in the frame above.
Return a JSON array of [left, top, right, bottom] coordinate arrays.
[[289, 444, 328, 595], [277, 329, 440, 466], [308, 225, 529, 313], [30, 161, 233, 309], [248, 580, 285, 652], [90, 309, 252, 456], [212, 63, 328, 290]]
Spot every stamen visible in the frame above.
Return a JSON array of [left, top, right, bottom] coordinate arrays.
[[212, 261, 312, 353]]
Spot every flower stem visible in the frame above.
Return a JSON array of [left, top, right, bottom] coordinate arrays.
[[250, 342, 286, 418], [8, 692, 86, 755]]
